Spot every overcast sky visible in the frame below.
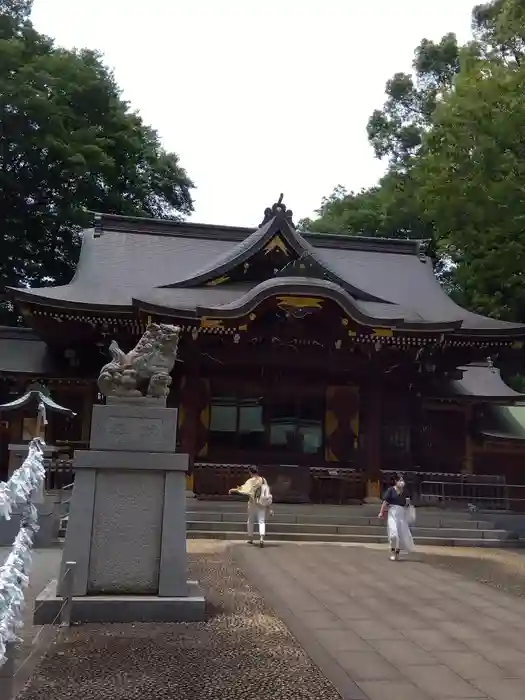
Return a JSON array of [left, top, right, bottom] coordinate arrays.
[[31, 0, 475, 228]]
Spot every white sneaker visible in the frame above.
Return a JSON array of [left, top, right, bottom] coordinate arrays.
[[389, 554, 397, 561]]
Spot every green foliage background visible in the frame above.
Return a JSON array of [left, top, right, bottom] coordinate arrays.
[[305, 0, 525, 324], [0, 0, 194, 323]]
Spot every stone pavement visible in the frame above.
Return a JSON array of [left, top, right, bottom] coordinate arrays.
[[235, 543, 525, 700]]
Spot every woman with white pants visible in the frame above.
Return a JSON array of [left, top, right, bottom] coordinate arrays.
[[378, 474, 415, 561], [228, 466, 272, 548], [247, 500, 267, 546]]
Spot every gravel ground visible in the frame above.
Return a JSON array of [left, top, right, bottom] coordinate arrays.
[[16, 541, 341, 700], [418, 546, 525, 598]]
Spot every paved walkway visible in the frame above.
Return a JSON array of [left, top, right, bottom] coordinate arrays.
[[0, 547, 62, 696], [236, 544, 525, 700]]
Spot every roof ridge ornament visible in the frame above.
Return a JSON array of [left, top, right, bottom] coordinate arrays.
[[260, 193, 295, 227]]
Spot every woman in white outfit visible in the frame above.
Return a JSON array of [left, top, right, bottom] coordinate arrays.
[[228, 466, 272, 548], [378, 475, 414, 561]]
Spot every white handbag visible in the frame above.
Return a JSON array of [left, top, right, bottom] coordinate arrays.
[[406, 504, 416, 525]]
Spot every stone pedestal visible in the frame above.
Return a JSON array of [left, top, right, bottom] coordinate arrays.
[[34, 397, 205, 624]]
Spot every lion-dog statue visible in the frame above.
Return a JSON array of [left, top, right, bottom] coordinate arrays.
[[97, 323, 180, 399]]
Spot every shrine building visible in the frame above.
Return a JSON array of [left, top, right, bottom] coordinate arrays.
[[2, 197, 525, 505]]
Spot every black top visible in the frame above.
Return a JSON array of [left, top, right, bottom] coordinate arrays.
[[383, 487, 409, 507]]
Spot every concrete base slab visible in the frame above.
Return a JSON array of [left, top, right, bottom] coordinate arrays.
[[34, 579, 206, 625]]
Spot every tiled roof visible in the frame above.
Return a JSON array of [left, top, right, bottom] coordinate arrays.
[[7, 206, 525, 336], [452, 364, 524, 400]]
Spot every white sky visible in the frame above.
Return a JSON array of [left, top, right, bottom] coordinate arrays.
[[31, 0, 475, 228]]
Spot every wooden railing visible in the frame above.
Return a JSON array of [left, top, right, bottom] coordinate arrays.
[[44, 457, 75, 491], [194, 462, 524, 511], [380, 469, 517, 511], [193, 463, 366, 504], [417, 481, 525, 512], [50, 457, 525, 512]]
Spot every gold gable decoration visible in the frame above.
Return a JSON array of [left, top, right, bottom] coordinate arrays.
[[276, 296, 323, 310], [206, 275, 230, 286], [264, 235, 289, 256], [200, 318, 224, 329]]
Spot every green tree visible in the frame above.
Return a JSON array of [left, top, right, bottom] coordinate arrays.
[[473, 0, 525, 63], [308, 0, 525, 321], [299, 185, 385, 237], [366, 1, 525, 169], [301, 173, 450, 281], [307, 33, 465, 255], [366, 33, 461, 168], [0, 0, 193, 322], [415, 52, 525, 322], [302, 175, 431, 241]]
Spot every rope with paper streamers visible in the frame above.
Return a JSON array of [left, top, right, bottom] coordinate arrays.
[[0, 438, 45, 666], [0, 437, 45, 521]]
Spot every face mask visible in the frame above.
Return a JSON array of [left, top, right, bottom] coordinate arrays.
[[397, 481, 405, 489]]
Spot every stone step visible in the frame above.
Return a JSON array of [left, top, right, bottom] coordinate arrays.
[[186, 510, 495, 530], [186, 520, 514, 540], [188, 499, 498, 519], [58, 508, 517, 546], [58, 513, 500, 535], [187, 530, 524, 548]]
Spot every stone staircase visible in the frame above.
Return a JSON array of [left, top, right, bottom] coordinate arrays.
[[185, 500, 524, 548], [58, 498, 524, 547]]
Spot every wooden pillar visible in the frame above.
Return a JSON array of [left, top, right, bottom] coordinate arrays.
[[463, 404, 474, 474], [81, 383, 96, 443], [177, 365, 211, 493], [179, 375, 198, 463], [7, 376, 26, 477], [324, 386, 360, 462], [364, 379, 382, 501], [0, 378, 16, 481]]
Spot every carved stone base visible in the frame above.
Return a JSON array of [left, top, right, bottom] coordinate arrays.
[[55, 399, 195, 603], [106, 396, 166, 407], [34, 580, 205, 624]]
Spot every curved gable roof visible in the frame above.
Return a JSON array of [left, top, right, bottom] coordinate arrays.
[[7, 202, 525, 337], [160, 198, 389, 304], [191, 277, 462, 331]]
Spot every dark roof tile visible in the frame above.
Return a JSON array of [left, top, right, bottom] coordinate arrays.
[[452, 364, 523, 399], [8, 211, 525, 336]]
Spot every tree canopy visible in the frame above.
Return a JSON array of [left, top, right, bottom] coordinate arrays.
[[308, 0, 525, 323], [0, 0, 193, 322], [366, 32, 461, 168], [417, 54, 525, 320]]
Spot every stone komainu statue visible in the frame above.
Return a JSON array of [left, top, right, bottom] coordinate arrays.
[[97, 323, 181, 399]]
